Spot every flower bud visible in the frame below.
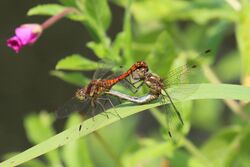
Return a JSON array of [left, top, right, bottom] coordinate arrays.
[[7, 24, 43, 53]]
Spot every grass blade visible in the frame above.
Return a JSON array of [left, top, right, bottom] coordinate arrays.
[[1, 84, 250, 167]]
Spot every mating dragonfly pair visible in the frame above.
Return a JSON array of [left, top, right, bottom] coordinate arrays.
[[56, 58, 199, 137]]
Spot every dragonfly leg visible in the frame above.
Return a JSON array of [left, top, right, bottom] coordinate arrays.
[[90, 101, 98, 121], [163, 90, 184, 125], [162, 97, 172, 138], [96, 101, 109, 119], [98, 97, 121, 119], [124, 75, 145, 94], [160, 92, 185, 141], [91, 110, 95, 121], [132, 81, 144, 94], [123, 78, 141, 94], [106, 98, 121, 119]]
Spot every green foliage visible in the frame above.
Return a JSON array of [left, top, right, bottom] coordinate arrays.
[[131, 0, 237, 24], [76, 0, 111, 43], [28, 4, 85, 21], [236, 2, 250, 81], [24, 112, 61, 167], [2, 84, 250, 167], [62, 115, 94, 167], [55, 54, 99, 71], [146, 31, 176, 76], [2, 112, 94, 167], [50, 71, 89, 86], [3, 0, 250, 167]]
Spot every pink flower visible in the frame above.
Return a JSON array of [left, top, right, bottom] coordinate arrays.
[[7, 24, 43, 53]]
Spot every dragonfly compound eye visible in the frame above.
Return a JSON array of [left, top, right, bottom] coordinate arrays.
[[75, 89, 86, 101]]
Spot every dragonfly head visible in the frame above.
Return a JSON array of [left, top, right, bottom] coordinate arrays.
[[75, 88, 87, 101], [136, 61, 148, 68]]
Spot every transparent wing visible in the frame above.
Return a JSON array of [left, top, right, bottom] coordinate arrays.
[[163, 104, 183, 139], [165, 48, 211, 87], [92, 60, 116, 80], [161, 92, 183, 139], [93, 68, 114, 80], [165, 63, 197, 87], [55, 97, 91, 119]]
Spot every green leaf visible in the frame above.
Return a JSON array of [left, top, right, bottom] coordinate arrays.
[[110, 32, 125, 61], [87, 41, 109, 59], [28, 4, 64, 16], [228, 124, 250, 167], [132, 29, 163, 57], [215, 51, 241, 82], [146, 31, 177, 77], [87, 117, 138, 167], [55, 54, 99, 71], [50, 71, 89, 86], [123, 139, 175, 167], [27, 4, 85, 21], [187, 126, 239, 167], [150, 101, 193, 141], [192, 100, 223, 131], [199, 126, 240, 167], [24, 112, 61, 167], [131, 0, 236, 24], [122, 0, 133, 64], [99, 117, 138, 155], [190, 125, 250, 167], [169, 150, 190, 167], [24, 112, 56, 145], [203, 21, 230, 55], [59, 0, 76, 7], [2, 84, 250, 167], [83, 0, 111, 31], [76, 0, 111, 43], [62, 114, 94, 167], [3, 153, 46, 167], [236, 2, 250, 85]]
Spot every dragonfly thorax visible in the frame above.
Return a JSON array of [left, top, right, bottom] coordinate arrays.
[[145, 73, 164, 95], [81, 80, 109, 99]]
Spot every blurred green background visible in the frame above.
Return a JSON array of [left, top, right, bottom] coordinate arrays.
[[1, 0, 250, 167]]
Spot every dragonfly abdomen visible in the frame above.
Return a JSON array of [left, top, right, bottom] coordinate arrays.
[[103, 61, 149, 88]]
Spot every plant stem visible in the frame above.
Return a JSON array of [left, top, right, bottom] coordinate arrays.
[[202, 65, 250, 122], [181, 137, 213, 167], [93, 132, 124, 167], [41, 8, 77, 30], [150, 109, 212, 167]]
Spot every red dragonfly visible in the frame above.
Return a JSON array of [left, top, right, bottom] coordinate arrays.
[[56, 61, 148, 118], [107, 65, 195, 137], [108, 50, 210, 137], [107, 61, 203, 137]]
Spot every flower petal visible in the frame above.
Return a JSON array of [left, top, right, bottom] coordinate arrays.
[[15, 27, 34, 45], [7, 36, 23, 53]]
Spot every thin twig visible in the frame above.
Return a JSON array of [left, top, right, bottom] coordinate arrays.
[[202, 65, 250, 122]]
